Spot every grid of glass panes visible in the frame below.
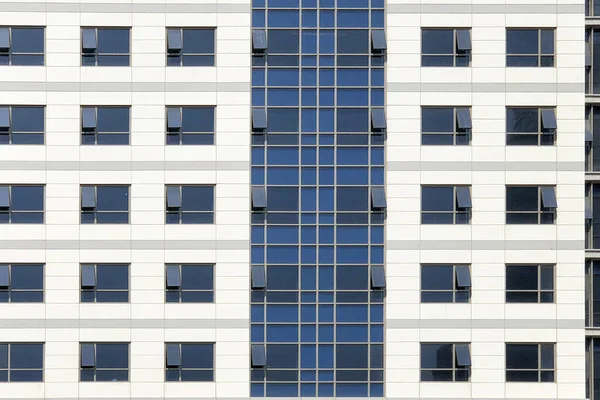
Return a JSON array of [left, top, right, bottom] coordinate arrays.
[[251, 0, 384, 396]]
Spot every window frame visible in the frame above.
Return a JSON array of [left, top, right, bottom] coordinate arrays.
[[421, 185, 472, 225], [79, 342, 130, 382], [505, 264, 554, 304], [420, 343, 471, 382], [165, 106, 216, 145], [164, 342, 215, 382], [0, 343, 44, 382], [421, 106, 472, 145], [0, 106, 45, 145], [505, 343, 555, 382], [80, 264, 130, 303], [81, 27, 131, 67], [0, 264, 44, 303], [0, 27, 45, 66], [421, 28, 471, 67], [80, 185, 130, 224], [506, 28, 555, 67], [80, 106, 130, 145], [506, 107, 556, 146], [165, 264, 215, 303], [420, 264, 471, 303], [165, 27, 216, 67], [505, 186, 556, 225], [586, 260, 600, 328], [165, 185, 215, 224], [0, 185, 45, 224]]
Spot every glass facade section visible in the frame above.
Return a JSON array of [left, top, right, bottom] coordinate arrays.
[[251, 0, 385, 396]]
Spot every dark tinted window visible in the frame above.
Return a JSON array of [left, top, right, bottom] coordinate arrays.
[[0, 264, 43, 303], [420, 343, 470, 382], [506, 107, 556, 146], [166, 343, 214, 381], [0, 343, 44, 382], [506, 343, 554, 382], [421, 107, 471, 145], [421, 186, 471, 224], [0, 106, 44, 145], [81, 264, 129, 303], [166, 106, 215, 145], [421, 264, 470, 303], [506, 186, 555, 224], [506, 265, 554, 303], [166, 264, 214, 303], [81, 28, 130, 66], [166, 185, 214, 224], [0, 27, 44, 66], [421, 28, 470, 67], [80, 185, 129, 224], [0, 185, 44, 224], [81, 107, 130, 145], [80, 343, 129, 382], [167, 28, 215, 67], [506, 29, 554, 67], [587, 261, 600, 327]]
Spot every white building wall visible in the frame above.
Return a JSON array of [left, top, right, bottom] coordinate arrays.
[[385, 1, 586, 399], [0, 0, 251, 398]]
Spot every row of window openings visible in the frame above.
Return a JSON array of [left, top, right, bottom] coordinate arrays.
[[0, 264, 213, 303], [0, 106, 558, 147], [0, 185, 557, 225], [250, 343, 555, 383], [1, 27, 554, 67], [0, 185, 214, 224], [252, 28, 555, 67], [0, 27, 215, 67], [0, 343, 214, 382], [248, 264, 553, 304], [251, 186, 557, 225]]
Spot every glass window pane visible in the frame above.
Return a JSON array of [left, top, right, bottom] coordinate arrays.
[[181, 265, 213, 290], [96, 186, 129, 211], [181, 344, 213, 368], [420, 343, 452, 368], [507, 29, 538, 54], [506, 187, 538, 211], [182, 29, 214, 53], [422, 29, 453, 54], [507, 108, 538, 133], [10, 344, 43, 369], [97, 107, 129, 133], [422, 187, 453, 211], [96, 265, 129, 290], [181, 186, 214, 212], [97, 29, 130, 54], [422, 108, 453, 133], [10, 265, 43, 290], [11, 107, 44, 132], [11, 28, 44, 53], [10, 186, 43, 211], [506, 265, 538, 291], [96, 343, 129, 368], [506, 344, 538, 369], [421, 265, 453, 290]]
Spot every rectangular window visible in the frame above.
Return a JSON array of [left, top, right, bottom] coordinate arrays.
[[421, 28, 471, 67], [166, 106, 215, 145], [506, 28, 555, 67], [586, 261, 600, 327], [0, 343, 44, 381], [506, 186, 556, 224], [421, 264, 471, 303], [0, 27, 44, 66], [165, 343, 214, 381], [80, 185, 129, 224], [166, 28, 215, 67], [0, 106, 44, 144], [587, 106, 600, 172], [588, 184, 600, 249], [80, 264, 129, 303], [587, 29, 600, 94], [420, 343, 471, 381], [81, 106, 130, 145], [506, 264, 554, 303], [506, 343, 554, 382], [506, 107, 556, 146], [165, 185, 214, 224], [80, 343, 129, 382], [0, 264, 43, 303], [165, 264, 214, 303], [81, 28, 130, 66], [421, 186, 472, 224], [0, 185, 44, 223], [421, 107, 471, 145]]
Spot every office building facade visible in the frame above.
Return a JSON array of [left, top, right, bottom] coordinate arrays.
[[0, 0, 588, 399]]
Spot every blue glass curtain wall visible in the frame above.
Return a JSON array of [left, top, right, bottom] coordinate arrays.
[[251, 0, 385, 397]]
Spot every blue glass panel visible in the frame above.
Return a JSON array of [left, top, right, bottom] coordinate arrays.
[[252, 325, 265, 342], [269, 0, 299, 6], [267, 246, 299, 263], [301, 226, 316, 244], [268, 69, 299, 86], [337, 10, 368, 27], [337, 325, 368, 342], [337, 89, 369, 106], [302, 69, 317, 86], [320, 10, 334, 27], [301, 344, 317, 367], [318, 345, 334, 368], [319, 69, 335, 86], [319, 109, 334, 132], [318, 187, 334, 211], [371, 10, 384, 27], [252, 89, 265, 106], [319, 89, 334, 106], [267, 325, 298, 342], [370, 325, 384, 342], [337, 304, 368, 322], [301, 168, 317, 185], [302, 89, 317, 106], [338, 69, 368, 86], [301, 304, 317, 322], [319, 246, 334, 264], [338, 0, 368, 6], [301, 266, 316, 289], [319, 266, 334, 289], [301, 384, 316, 396], [301, 188, 317, 211], [267, 109, 299, 132], [267, 147, 298, 165], [302, 246, 317, 263], [268, 89, 299, 106], [302, 325, 317, 342], [337, 168, 368, 185], [318, 305, 334, 322], [319, 325, 334, 341], [337, 108, 369, 132], [268, 30, 299, 53], [268, 10, 299, 27], [319, 30, 335, 53], [302, 10, 317, 27], [337, 29, 369, 53], [267, 305, 298, 322], [253, 10, 265, 27], [267, 226, 299, 244], [371, 69, 384, 86]]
